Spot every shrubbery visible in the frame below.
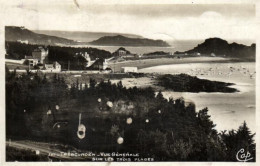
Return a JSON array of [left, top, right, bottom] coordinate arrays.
[[5, 68, 255, 161], [158, 74, 238, 93]]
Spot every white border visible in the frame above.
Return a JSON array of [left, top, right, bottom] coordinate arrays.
[[0, 0, 259, 165]]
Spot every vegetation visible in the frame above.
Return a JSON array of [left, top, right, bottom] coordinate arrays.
[[144, 51, 169, 56], [6, 146, 49, 161], [5, 41, 112, 70], [182, 38, 256, 61], [89, 35, 170, 47], [157, 74, 238, 93], [6, 68, 255, 161], [5, 26, 78, 45]]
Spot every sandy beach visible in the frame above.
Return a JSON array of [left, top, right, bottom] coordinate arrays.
[[141, 62, 255, 132], [108, 57, 232, 72], [111, 60, 255, 133]]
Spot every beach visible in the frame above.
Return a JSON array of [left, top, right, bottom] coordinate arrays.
[[111, 58, 255, 132], [108, 56, 231, 72], [141, 62, 256, 132]]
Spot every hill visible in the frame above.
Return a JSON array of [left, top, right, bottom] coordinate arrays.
[[181, 38, 255, 61], [33, 30, 142, 43], [5, 26, 78, 46], [89, 35, 170, 47], [144, 51, 170, 56]]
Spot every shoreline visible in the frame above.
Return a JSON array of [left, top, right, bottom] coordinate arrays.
[[108, 57, 248, 72]]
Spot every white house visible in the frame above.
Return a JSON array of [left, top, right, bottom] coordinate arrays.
[[17, 40, 29, 44], [44, 61, 61, 72], [121, 67, 138, 73], [44, 64, 54, 70], [211, 53, 216, 57]]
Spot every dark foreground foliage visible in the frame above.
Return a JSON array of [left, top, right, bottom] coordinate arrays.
[[6, 146, 49, 161], [158, 74, 238, 93], [6, 68, 255, 161]]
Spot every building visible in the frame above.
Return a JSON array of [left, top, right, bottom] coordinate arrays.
[[27, 59, 38, 67], [82, 52, 90, 60], [32, 46, 48, 64], [44, 61, 61, 72], [121, 67, 138, 73], [25, 55, 33, 59], [24, 56, 38, 67], [82, 52, 95, 67], [17, 40, 29, 44], [118, 50, 127, 57], [23, 47, 62, 72], [53, 61, 61, 71], [88, 58, 108, 70], [211, 53, 216, 57], [134, 54, 142, 58], [44, 64, 54, 70], [76, 52, 95, 67]]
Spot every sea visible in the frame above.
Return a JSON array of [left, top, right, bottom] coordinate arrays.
[[139, 62, 256, 133], [72, 40, 202, 54], [72, 39, 256, 132], [72, 39, 254, 55]]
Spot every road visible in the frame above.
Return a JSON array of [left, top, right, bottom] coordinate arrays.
[[6, 140, 93, 161]]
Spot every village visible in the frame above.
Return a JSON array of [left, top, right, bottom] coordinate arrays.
[[6, 46, 141, 74]]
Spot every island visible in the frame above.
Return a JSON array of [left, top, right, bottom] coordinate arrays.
[[175, 38, 256, 61], [89, 35, 170, 47]]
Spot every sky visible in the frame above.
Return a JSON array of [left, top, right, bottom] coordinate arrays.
[[1, 0, 257, 41]]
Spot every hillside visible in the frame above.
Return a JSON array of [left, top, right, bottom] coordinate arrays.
[[5, 26, 78, 46], [33, 30, 142, 42], [89, 35, 170, 47], [181, 38, 255, 61]]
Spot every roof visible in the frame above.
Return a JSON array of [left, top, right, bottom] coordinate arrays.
[[87, 58, 107, 69], [53, 61, 60, 65], [33, 46, 48, 52], [53, 61, 61, 67]]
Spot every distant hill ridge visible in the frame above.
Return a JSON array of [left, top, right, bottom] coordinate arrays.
[[89, 35, 170, 47], [179, 38, 255, 60], [5, 26, 77, 46], [33, 30, 143, 42]]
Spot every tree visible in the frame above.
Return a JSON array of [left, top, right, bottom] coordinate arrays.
[[89, 78, 97, 88], [198, 107, 216, 135], [156, 91, 165, 102], [221, 121, 255, 161]]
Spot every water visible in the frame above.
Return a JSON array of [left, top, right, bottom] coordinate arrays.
[[139, 62, 256, 132], [72, 40, 200, 54]]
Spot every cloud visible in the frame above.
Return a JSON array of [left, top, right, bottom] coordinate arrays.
[[1, 2, 256, 41]]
